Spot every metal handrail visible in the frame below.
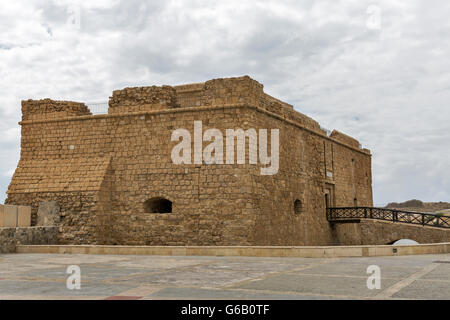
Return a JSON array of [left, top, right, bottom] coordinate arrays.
[[327, 206, 450, 229]]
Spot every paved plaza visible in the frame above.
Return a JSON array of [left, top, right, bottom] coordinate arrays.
[[0, 253, 449, 300]]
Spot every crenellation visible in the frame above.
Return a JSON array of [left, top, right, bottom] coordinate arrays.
[[329, 129, 361, 149], [108, 85, 179, 114], [22, 99, 91, 121]]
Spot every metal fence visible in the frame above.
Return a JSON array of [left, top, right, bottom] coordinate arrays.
[[327, 206, 450, 229], [86, 102, 109, 115]]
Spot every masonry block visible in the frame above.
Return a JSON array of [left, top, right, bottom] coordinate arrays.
[[21, 99, 91, 121], [108, 85, 178, 114], [36, 201, 60, 226], [3, 205, 18, 227], [17, 206, 31, 227]]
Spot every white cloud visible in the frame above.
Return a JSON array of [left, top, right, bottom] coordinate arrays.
[[3, 169, 15, 177], [0, 0, 449, 204]]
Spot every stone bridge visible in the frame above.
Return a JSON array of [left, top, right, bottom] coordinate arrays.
[[329, 207, 450, 245]]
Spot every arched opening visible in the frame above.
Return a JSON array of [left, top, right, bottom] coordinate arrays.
[[144, 197, 172, 213], [388, 239, 419, 245], [294, 199, 303, 215]]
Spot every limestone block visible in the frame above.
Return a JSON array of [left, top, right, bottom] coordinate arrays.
[[17, 206, 31, 227], [37, 201, 61, 226], [3, 205, 18, 227]]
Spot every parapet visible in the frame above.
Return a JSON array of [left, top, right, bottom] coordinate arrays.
[[175, 75, 269, 108], [329, 130, 361, 149], [21, 99, 91, 121], [202, 75, 264, 106], [108, 85, 179, 114], [18, 77, 360, 148], [107, 75, 285, 114]]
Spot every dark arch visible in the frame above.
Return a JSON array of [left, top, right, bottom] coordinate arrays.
[[294, 199, 303, 215], [144, 197, 172, 213]]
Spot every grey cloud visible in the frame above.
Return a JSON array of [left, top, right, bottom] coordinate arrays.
[[0, 0, 449, 205]]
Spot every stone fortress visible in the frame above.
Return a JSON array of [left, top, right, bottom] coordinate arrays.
[[4, 76, 448, 247]]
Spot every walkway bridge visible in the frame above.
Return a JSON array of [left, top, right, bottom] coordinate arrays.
[[327, 207, 450, 229]]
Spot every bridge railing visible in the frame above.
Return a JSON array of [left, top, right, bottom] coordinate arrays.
[[327, 207, 450, 229]]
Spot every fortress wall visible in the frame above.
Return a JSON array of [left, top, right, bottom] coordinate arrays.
[[7, 76, 373, 246], [8, 107, 262, 245], [331, 140, 373, 207], [248, 108, 372, 246], [7, 113, 114, 243], [249, 123, 333, 245], [7, 102, 372, 245], [0, 226, 58, 253], [6, 192, 99, 244], [106, 108, 260, 245], [333, 219, 450, 245]]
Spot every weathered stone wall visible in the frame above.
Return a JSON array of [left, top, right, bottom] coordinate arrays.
[[6, 192, 100, 244], [333, 219, 450, 245], [109, 85, 179, 114], [0, 226, 58, 253], [6, 76, 373, 246], [245, 107, 372, 245], [22, 99, 91, 121]]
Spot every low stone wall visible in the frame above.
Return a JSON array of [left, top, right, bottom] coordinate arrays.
[[15, 243, 450, 257], [334, 219, 450, 245], [0, 227, 58, 253]]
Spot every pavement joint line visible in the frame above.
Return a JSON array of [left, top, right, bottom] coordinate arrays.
[[223, 287, 376, 300], [375, 263, 440, 298], [291, 273, 408, 280], [411, 278, 450, 283], [147, 286, 403, 300], [5, 260, 223, 285], [222, 258, 341, 289], [92, 261, 227, 283], [0, 277, 71, 283], [115, 285, 165, 297]]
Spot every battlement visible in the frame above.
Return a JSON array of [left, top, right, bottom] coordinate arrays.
[[108, 85, 179, 114], [329, 130, 361, 149], [19, 76, 367, 157], [107, 75, 265, 112], [21, 76, 324, 134], [22, 99, 91, 121], [19, 76, 365, 152]]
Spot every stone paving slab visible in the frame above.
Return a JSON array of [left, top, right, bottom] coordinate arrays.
[[392, 279, 450, 299], [296, 261, 422, 279], [231, 273, 399, 297], [147, 287, 349, 300], [0, 253, 449, 300], [420, 263, 450, 281]]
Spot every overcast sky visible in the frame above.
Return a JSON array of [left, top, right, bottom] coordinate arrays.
[[1, 0, 449, 205]]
